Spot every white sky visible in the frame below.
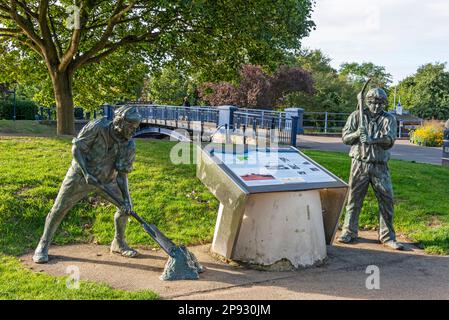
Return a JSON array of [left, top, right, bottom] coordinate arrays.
[[301, 0, 449, 83]]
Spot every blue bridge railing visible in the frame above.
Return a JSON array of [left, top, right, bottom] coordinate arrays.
[[105, 103, 304, 146]]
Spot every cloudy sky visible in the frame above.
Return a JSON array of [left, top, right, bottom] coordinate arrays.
[[301, 0, 449, 83]]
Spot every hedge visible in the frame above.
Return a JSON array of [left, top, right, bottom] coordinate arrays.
[[0, 99, 38, 120]]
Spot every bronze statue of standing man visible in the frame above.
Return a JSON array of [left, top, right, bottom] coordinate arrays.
[[33, 106, 142, 263], [338, 85, 404, 250]]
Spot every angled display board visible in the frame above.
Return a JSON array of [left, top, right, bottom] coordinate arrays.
[[210, 147, 346, 192], [197, 144, 348, 268]]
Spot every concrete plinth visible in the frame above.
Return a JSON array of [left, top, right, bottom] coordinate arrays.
[[230, 190, 326, 268]]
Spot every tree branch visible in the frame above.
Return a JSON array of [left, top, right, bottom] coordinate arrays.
[[0, 27, 21, 34], [59, 2, 90, 72], [16, 1, 39, 19], [79, 31, 160, 68], [38, 0, 58, 63], [48, 10, 63, 58], [8, 0, 44, 53], [72, 1, 136, 68], [0, 33, 44, 58]]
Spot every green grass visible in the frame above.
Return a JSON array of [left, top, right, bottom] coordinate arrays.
[[0, 135, 448, 299], [0, 255, 158, 300], [0, 120, 56, 136]]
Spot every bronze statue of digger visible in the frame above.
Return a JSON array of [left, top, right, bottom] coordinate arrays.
[[33, 106, 203, 280]]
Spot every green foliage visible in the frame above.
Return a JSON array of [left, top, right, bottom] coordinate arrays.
[[394, 63, 449, 120], [0, 0, 316, 125], [0, 44, 148, 111], [283, 49, 359, 112], [0, 98, 38, 120], [339, 62, 393, 89], [143, 64, 191, 105]]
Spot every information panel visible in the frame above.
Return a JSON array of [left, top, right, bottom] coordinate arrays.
[[212, 147, 337, 188]]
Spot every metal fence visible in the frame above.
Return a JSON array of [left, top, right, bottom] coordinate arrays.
[[133, 105, 219, 124], [303, 111, 350, 134]]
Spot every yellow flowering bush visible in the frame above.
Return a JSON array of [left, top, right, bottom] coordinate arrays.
[[410, 121, 444, 147]]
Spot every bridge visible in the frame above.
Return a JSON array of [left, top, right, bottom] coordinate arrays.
[[104, 103, 304, 146]]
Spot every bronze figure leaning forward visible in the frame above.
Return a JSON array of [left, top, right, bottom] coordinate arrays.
[[33, 106, 142, 263]]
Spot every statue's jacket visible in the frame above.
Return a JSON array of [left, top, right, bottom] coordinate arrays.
[[71, 118, 136, 184], [342, 110, 397, 164]]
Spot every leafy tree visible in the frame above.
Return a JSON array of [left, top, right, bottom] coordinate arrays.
[[142, 64, 190, 105], [199, 64, 314, 109], [394, 63, 449, 120], [0, 43, 148, 110], [339, 62, 392, 89], [0, 0, 315, 135], [283, 49, 358, 112]]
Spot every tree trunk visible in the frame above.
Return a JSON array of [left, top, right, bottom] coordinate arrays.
[[52, 71, 75, 136]]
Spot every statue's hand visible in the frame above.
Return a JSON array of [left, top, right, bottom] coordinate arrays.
[[85, 173, 99, 186], [121, 200, 132, 215], [360, 132, 373, 145]]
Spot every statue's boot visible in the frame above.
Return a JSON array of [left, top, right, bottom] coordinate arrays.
[[33, 209, 65, 264], [337, 232, 357, 244], [110, 212, 139, 258], [382, 240, 404, 251], [33, 239, 50, 263]]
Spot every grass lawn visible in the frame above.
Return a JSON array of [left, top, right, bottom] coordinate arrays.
[[0, 120, 56, 136], [0, 134, 448, 299]]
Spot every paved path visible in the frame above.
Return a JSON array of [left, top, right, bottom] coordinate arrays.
[[298, 135, 443, 165], [21, 231, 449, 300]]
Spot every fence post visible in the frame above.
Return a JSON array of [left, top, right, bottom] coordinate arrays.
[[175, 107, 178, 128], [218, 105, 238, 130], [290, 116, 298, 146], [242, 125, 246, 145], [324, 112, 328, 134], [285, 107, 304, 134]]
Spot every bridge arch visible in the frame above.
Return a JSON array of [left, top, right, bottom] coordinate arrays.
[[133, 126, 191, 142]]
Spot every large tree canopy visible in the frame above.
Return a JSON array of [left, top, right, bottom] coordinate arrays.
[[339, 62, 392, 90], [283, 49, 359, 112], [0, 0, 315, 134], [394, 63, 449, 120]]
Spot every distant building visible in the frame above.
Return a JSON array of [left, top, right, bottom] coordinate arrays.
[[389, 109, 423, 138]]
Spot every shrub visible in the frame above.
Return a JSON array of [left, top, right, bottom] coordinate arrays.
[[410, 120, 444, 147], [0, 99, 38, 120]]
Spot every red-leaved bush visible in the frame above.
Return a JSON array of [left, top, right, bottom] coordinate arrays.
[[199, 64, 314, 109]]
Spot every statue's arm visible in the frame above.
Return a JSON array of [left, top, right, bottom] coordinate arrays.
[[371, 116, 397, 149], [116, 172, 132, 212], [342, 113, 360, 145], [115, 140, 136, 212], [71, 122, 101, 183], [72, 144, 89, 177]]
